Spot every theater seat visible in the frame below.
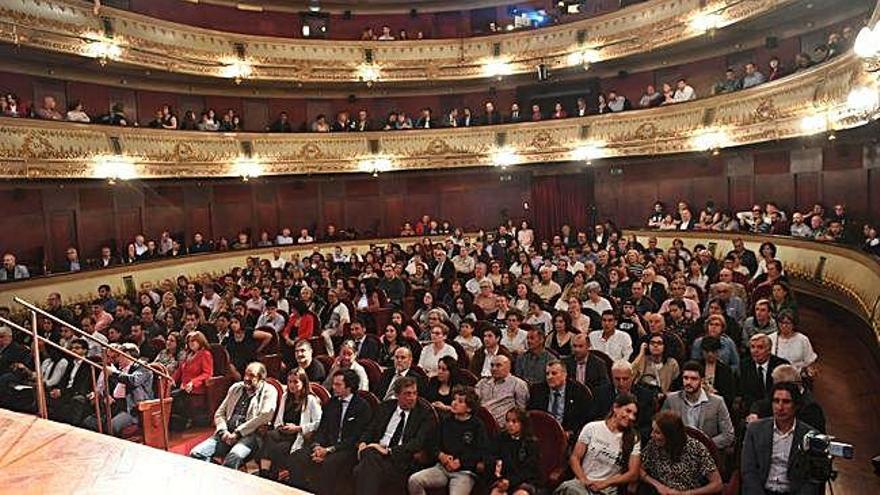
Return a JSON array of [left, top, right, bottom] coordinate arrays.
[[357, 358, 383, 389], [686, 426, 725, 493], [458, 368, 478, 386], [475, 406, 500, 438], [309, 382, 331, 405], [260, 353, 283, 379], [357, 390, 381, 410], [528, 410, 569, 488], [308, 336, 328, 356]]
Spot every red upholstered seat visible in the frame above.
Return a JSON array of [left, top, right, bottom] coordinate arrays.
[[259, 353, 283, 380], [357, 390, 381, 410], [357, 358, 383, 389], [528, 410, 569, 488], [475, 405, 500, 438], [458, 368, 479, 386], [309, 382, 331, 405]]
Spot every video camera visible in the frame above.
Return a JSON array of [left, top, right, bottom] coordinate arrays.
[[802, 431, 855, 459]]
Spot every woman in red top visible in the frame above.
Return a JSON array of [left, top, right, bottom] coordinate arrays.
[[280, 301, 319, 366], [170, 330, 213, 429]]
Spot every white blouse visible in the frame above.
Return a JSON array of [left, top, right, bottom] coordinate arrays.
[[769, 332, 818, 372]]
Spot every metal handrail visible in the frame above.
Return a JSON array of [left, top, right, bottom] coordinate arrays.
[[11, 296, 171, 450], [0, 315, 106, 434], [13, 296, 172, 380]]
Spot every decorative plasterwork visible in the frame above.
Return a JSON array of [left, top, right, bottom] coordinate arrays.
[[0, 0, 800, 83], [0, 54, 873, 179]]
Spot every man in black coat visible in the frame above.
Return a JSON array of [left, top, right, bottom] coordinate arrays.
[[351, 320, 381, 363], [48, 338, 93, 425], [739, 334, 789, 415], [527, 361, 594, 440], [747, 364, 826, 433], [354, 377, 435, 495], [429, 249, 455, 301], [372, 347, 427, 401], [286, 370, 373, 495]]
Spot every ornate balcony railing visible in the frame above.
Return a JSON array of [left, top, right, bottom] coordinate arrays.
[[0, 0, 801, 83], [0, 53, 876, 180]]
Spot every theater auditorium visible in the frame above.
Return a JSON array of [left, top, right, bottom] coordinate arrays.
[[1, 0, 879, 493]]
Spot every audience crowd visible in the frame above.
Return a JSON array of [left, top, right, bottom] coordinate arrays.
[[0, 208, 836, 494], [0, 23, 853, 137]]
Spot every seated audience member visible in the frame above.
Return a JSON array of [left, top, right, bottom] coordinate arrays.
[[640, 410, 723, 494], [261, 369, 323, 477], [747, 363, 826, 434], [476, 355, 529, 428], [454, 319, 482, 359], [378, 25, 395, 40], [47, 338, 92, 425], [741, 382, 827, 495], [1, 253, 30, 281], [552, 102, 567, 119], [286, 370, 373, 494], [153, 331, 185, 376], [691, 314, 740, 373], [530, 103, 543, 121], [501, 310, 529, 354], [696, 335, 737, 408], [607, 359, 657, 443], [672, 78, 696, 102], [589, 310, 634, 362], [418, 324, 458, 377], [83, 343, 154, 436], [488, 407, 541, 495], [224, 315, 272, 378], [268, 112, 292, 132], [323, 340, 370, 391], [767, 310, 817, 375], [563, 332, 611, 393], [532, 266, 562, 304], [767, 56, 786, 81], [35, 95, 63, 120], [662, 361, 734, 451], [190, 362, 277, 469], [374, 346, 427, 401], [528, 360, 594, 440], [470, 325, 513, 378], [354, 376, 434, 495], [350, 319, 381, 362], [425, 356, 461, 414], [739, 334, 790, 414], [293, 339, 327, 384], [65, 100, 90, 122], [0, 325, 31, 377], [716, 67, 743, 94], [556, 393, 641, 495], [631, 333, 680, 394], [515, 326, 555, 384], [407, 385, 489, 495], [606, 90, 631, 112], [741, 299, 779, 348], [170, 331, 214, 429]]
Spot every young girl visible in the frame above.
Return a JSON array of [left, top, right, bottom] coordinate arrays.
[[489, 407, 541, 495]]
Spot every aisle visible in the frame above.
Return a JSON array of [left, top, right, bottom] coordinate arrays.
[[799, 299, 880, 493]]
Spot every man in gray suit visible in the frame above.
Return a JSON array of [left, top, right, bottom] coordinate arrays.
[[741, 382, 825, 495], [83, 343, 155, 435], [0, 253, 29, 282], [662, 361, 734, 450]]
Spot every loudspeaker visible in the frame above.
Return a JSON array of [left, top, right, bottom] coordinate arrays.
[[343, 10, 352, 19], [347, 94, 357, 103], [410, 8, 417, 17], [537, 64, 549, 81], [765, 36, 778, 49]]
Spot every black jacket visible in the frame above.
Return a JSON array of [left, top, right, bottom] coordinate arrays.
[[750, 388, 826, 433], [489, 432, 541, 488], [353, 336, 382, 363], [739, 355, 790, 412], [527, 379, 595, 434], [57, 359, 93, 398], [432, 414, 489, 472], [562, 353, 610, 392], [314, 393, 373, 452], [372, 367, 428, 401], [359, 399, 435, 470]]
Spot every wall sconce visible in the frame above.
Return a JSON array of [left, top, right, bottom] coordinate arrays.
[[491, 147, 520, 168], [232, 157, 263, 181], [93, 155, 137, 183], [358, 156, 393, 176]]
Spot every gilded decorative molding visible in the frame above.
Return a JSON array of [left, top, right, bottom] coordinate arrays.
[[0, 0, 802, 83], [0, 54, 873, 180]]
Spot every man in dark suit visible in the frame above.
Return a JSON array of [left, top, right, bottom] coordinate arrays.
[[747, 364, 826, 433], [727, 238, 758, 276], [562, 333, 611, 393], [372, 347, 427, 401], [94, 246, 119, 269], [507, 102, 523, 123], [287, 369, 373, 495], [739, 334, 789, 415], [527, 361, 594, 440], [430, 249, 455, 301], [48, 338, 93, 425], [354, 377, 434, 495], [742, 382, 825, 495], [350, 320, 381, 363], [0, 326, 30, 375], [481, 101, 503, 125], [469, 325, 513, 378]]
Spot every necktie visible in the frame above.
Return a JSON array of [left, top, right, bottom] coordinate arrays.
[[389, 410, 407, 447], [758, 365, 766, 393], [551, 390, 564, 422], [337, 399, 349, 442], [384, 372, 403, 401]]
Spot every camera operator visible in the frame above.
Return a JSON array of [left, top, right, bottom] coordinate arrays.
[[742, 382, 826, 494]]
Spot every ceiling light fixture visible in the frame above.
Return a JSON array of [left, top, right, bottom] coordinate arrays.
[[83, 36, 122, 66], [220, 60, 253, 84], [357, 63, 381, 86], [491, 147, 520, 168], [689, 12, 724, 34], [570, 142, 605, 164]]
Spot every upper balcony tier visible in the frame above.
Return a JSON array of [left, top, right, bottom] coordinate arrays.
[[0, 52, 877, 180], [0, 0, 843, 86]]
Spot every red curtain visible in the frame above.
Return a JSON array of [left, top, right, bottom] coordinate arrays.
[[529, 173, 593, 240]]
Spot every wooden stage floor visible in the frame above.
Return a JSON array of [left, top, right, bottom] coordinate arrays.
[[0, 409, 309, 495]]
